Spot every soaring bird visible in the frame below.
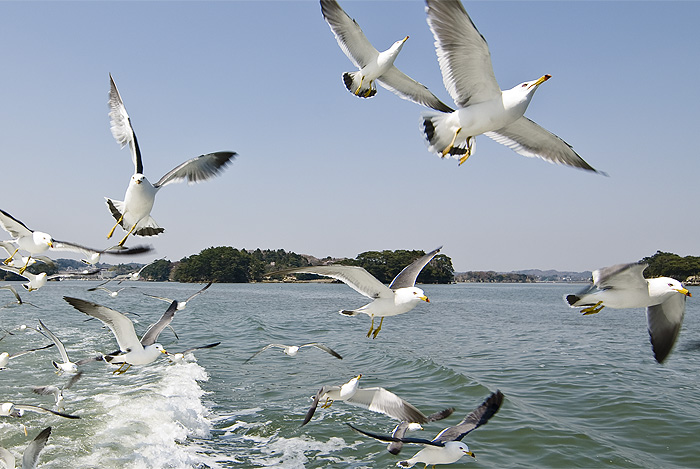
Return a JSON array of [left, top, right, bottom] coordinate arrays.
[[0, 264, 99, 292], [565, 262, 692, 363], [320, 0, 452, 111], [0, 208, 150, 274], [142, 281, 212, 311], [268, 247, 441, 338], [63, 296, 176, 374], [421, 0, 601, 173], [36, 320, 79, 374], [0, 344, 54, 370], [349, 390, 504, 467], [244, 342, 342, 363], [31, 372, 83, 411], [105, 74, 236, 246]]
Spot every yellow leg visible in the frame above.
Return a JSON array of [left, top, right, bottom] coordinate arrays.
[[117, 223, 138, 247], [112, 363, 131, 374], [442, 127, 462, 157], [107, 214, 124, 239], [581, 301, 605, 315], [363, 80, 374, 97], [371, 317, 384, 339], [3, 248, 18, 265], [458, 136, 474, 165], [354, 76, 364, 96], [18, 255, 32, 275], [366, 316, 375, 338], [321, 398, 334, 409]]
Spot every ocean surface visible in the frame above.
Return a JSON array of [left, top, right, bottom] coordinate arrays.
[[0, 281, 698, 468]]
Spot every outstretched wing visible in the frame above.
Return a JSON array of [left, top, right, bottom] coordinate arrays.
[[63, 297, 141, 353], [347, 387, 427, 423], [109, 73, 143, 174], [433, 390, 504, 443], [140, 300, 178, 346], [22, 426, 51, 469], [154, 152, 236, 188], [320, 0, 377, 69], [0, 208, 33, 239], [390, 246, 442, 289], [647, 293, 686, 364], [270, 265, 393, 300], [303, 343, 343, 360], [379, 67, 454, 113]]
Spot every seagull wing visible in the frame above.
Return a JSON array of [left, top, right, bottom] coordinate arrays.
[[277, 265, 393, 299], [302, 343, 343, 360], [243, 344, 282, 364], [37, 320, 70, 364], [425, 0, 500, 107], [22, 426, 51, 469], [387, 407, 455, 455], [347, 387, 428, 423], [140, 300, 178, 346], [647, 292, 686, 364], [31, 385, 60, 398], [63, 297, 141, 354], [390, 246, 442, 290], [0, 447, 14, 469], [109, 73, 143, 174], [51, 240, 152, 258], [379, 67, 454, 113], [0, 209, 33, 239], [593, 263, 648, 290], [13, 404, 80, 419], [180, 342, 221, 354], [1, 285, 21, 303], [432, 390, 503, 443], [153, 152, 236, 188], [347, 423, 443, 447], [142, 293, 174, 303], [185, 281, 213, 302], [301, 385, 334, 427], [484, 117, 602, 173], [9, 344, 55, 359], [320, 0, 378, 69]]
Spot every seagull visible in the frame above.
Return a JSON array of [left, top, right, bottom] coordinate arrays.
[[0, 426, 51, 469], [142, 281, 212, 311], [0, 264, 99, 292], [269, 247, 441, 338], [0, 241, 54, 271], [0, 402, 79, 420], [420, 0, 602, 173], [0, 285, 38, 309], [105, 74, 236, 246], [320, 0, 453, 111], [31, 371, 83, 411], [302, 374, 452, 427], [87, 279, 131, 298], [387, 407, 455, 456], [63, 296, 174, 374], [117, 257, 166, 282], [244, 342, 342, 363], [35, 320, 78, 373], [0, 345, 54, 370], [0, 208, 152, 274], [565, 262, 692, 363], [349, 390, 504, 467], [167, 342, 221, 364]]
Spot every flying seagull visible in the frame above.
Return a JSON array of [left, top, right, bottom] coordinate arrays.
[[0, 426, 51, 469], [116, 257, 166, 282], [320, 0, 452, 111], [0, 264, 99, 292], [302, 374, 452, 427], [0, 241, 54, 271], [565, 262, 692, 363], [269, 247, 440, 338], [0, 402, 79, 420], [63, 296, 174, 374], [0, 285, 38, 309], [387, 408, 456, 456], [36, 320, 79, 374], [420, 0, 602, 173], [0, 344, 54, 370], [349, 390, 504, 467], [244, 342, 342, 363], [142, 281, 212, 311], [87, 279, 132, 298], [167, 342, 221, 364], [0, 208, 151, 274], [31, 371, 83, 411], [105, 74, 236, 246]]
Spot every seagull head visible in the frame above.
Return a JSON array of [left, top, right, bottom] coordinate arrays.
[[33, 231, 54, 249], [131, 174, 146, 185], [526, 74, 551, 90], [451, 441, 476, 460]]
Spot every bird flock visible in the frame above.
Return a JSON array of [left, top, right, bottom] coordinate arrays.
[[0, 0, 693, 467]]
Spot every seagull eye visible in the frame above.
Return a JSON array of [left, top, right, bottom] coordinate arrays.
[[522, 83, 528, 87]]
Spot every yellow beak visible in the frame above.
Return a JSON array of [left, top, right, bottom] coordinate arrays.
[[420, 295, 430, 303], [676, 288, 692, 297], [529, 74, 551, 89]]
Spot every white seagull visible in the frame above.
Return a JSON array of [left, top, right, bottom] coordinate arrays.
[[386, 407, 455, 456], [349, 390, 504, 467], [0, 208, 151, 274], [117, 257, 166, 282], [270, 247, 441, 338], [320, 0, 452, 111], [0, 344, 54, 370], [421, 0, 602, 173], [36, 320, 78, 374], [142, 281, 212, 311], [0, 241, 54, 271], [63, 296, 174, 374], [167, 342, 220, 364], [244, 342, 342, 363], [0, 264, 99, 292], [87, 279, 131, 298], [31, 371, 83, 411], [0, 402, 79, 420], [0, 285, 38, 309], [302, 374, 452, 427], [0, 426, 51, 469], [105, 74, 236, 246], [565, 262, 692, 363]]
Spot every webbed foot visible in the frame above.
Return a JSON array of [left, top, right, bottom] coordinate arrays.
[[581, 302, 605, 315], [442, 128, 462, 158]]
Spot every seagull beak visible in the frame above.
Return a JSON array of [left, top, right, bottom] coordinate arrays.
[[529, 74, 551, 89], [403, 36, 409, 42], [48, 241, 54, 248], [466, 451, 476, 459], [356, 374, 362, 380], [675, 288, 692, 297], [160, 349, 168, 354], [420, 295, 430, 303]]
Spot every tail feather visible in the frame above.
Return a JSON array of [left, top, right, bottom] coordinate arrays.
[[421, 113, 469, 159], [133, 216, 164, 237], [339, 309, 359, 316], [342, 71, 376, 98], [565, 294, 581, 307]]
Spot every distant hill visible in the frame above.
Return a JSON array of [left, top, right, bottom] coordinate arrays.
[[454, 269, 592, 283], [514, 269, 593, 282]]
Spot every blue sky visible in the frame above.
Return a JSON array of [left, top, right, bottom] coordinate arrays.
[[1, 1, 698, 272]]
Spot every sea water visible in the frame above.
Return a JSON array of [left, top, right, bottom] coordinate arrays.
[[0, 281, 698, 468]]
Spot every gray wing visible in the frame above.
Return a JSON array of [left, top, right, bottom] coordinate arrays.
[[31, 385, 60, 398], [142, 293, 174, 303], [273, 265, 392, 299], [347, 387, 427, 423], [9, 344, 55, 359], [379, 67, 454, 112], [302, 343, 343, 360], [347, 423, 443, 447], [433, 390, 504, 443], [0, 208, 33, 239], [63, 297, 141, 353], [390, 246, 442, 289], [593, 263, 648, 290], [139, 300, 178, 346], [153, 152, 236, 188], [484, 117, 603, 173], [387, 407, 455, 455], [51, 240, 152, 258], [647, 293, 686, 364], [179, 342, 221, 354], [13, 404, 80, 419], [425, 0, 500, 107], [37, 320, 70, 364], [109, 73, 143, 174], [243, 344, 283, 364], [185, 281, 213, 302], [320, 0, 378, 69], [301, 385, 333, 426], [22, 426, 51, 469], [0, 446, 14, 469], [1, 285, 21, 302]]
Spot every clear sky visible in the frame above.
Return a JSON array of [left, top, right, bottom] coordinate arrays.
[[1, 1, 698, 273]]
